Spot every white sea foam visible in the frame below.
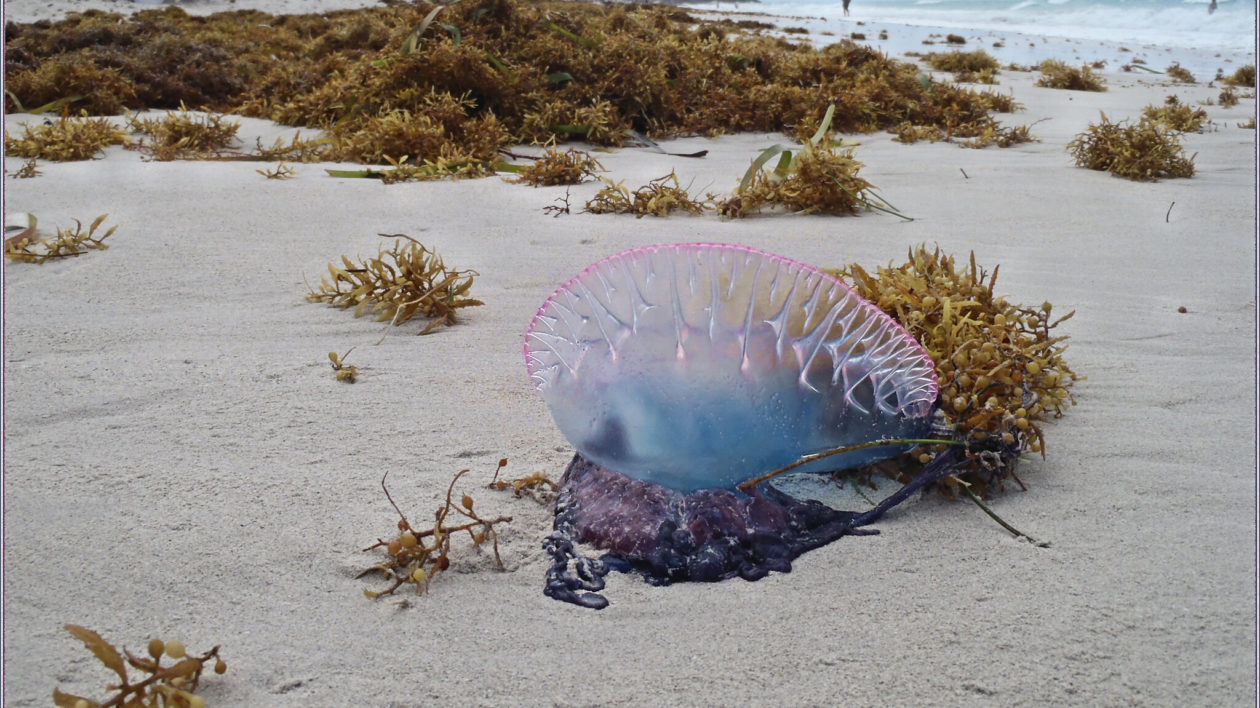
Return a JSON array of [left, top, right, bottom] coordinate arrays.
[[685, 0, 1255, 77], [716, 0, 1255, 51]]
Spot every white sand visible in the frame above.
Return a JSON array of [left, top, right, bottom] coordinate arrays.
[[3, 3, 1258, 705]]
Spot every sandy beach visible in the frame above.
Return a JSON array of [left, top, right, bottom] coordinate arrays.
[[3, 1, 1258, 705]]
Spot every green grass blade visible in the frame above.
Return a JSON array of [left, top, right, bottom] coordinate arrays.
[[809, 104, 836, 145], [484, 50, 510, 73], [738, 144, 791, 193], [402, 4, 448, 55], [772, 150, 794, 180], [27, 95, 85, 115], [325, 168, 386, 179], [544, 20, 598, 48], [438, 22, 462, 49]]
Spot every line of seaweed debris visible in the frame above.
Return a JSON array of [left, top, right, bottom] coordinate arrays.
[[5, 0, 1028, 170]]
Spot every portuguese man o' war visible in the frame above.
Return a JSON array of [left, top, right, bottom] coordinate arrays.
[[525, 243, 957, 609]]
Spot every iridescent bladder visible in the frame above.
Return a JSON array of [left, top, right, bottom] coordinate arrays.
[[525, 242, 938, 492], [525, 243, 943, 609]]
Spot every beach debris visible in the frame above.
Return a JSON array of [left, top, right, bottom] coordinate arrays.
[[359, 465, 512, 599], [1068, 111, 1196, 181], [9, 158, 42, 178], [1221, 64, 1255, 87], [720, 105, 908, 218], [958, 121, 1039, 149], [526, 244, 1068, 607], [892, 122, 948, 144], [4, 212, 38, 248], [3, 113, 127, 161], [1123, 60, 1163, 75], [1035, 59, 1107, 91], [528, 244, 1073, 607], [527, 244, 951, 607], [324, 95, 508, 170], [1165, 63, 1196, 83], [328, 348, 358, 383], [1142, 99, 1208, 132], [924, 49, 1000, 84], [488, 462, 558, 504], [127, 106, 240, 160], [585, 172, 712, 217], [257, 163, 297, 180], [5, 214, 116, 264], [1218, 87, 1240, 108], [4, 1, 1023, 164], [306, 235, 483, 335], [622, 130, 709, 158], [253, 132, 331, 163], [508, 147, 603, 186], [53, 625, 225, 708], [831, 245, 1079, 495], [324, 154, 501, 183], [542, 188, 573, 217]]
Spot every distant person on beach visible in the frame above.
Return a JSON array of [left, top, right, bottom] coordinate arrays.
[[843, 0, 851, 16], [1209, 0, 1217, 13]]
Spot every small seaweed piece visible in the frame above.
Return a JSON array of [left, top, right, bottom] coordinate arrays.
[[306, 235, 483, 334], [542, 187, 573, 217], [1035, 59, 1107, 91], [489, 458, 558, 504], [127, 107, 240, 160], [891, 122, 948, 144], [3, 113, 128, 161], [5, 214, 116, 263], [509, 147, 603, 186], [254, 132, 332, 163], [1218, 87, 1240, 108], [256, 162, 297, 179], [10, 158, 42, 178], [1067, 112, 1195, 181], [1140, 101, 1208, 132], [324, 153, 497, 184], [328, 348, 358, 383], [1165, 63, 1195, 83], [585, 172, 711, 217], [925, 49, 999, 76], [53, 625, 226, 708], [359, 464, 513, 599], [958, 120, 1040, 148]]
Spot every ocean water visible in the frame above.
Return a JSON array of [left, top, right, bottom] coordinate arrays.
[[686, 0, 1256, 76]]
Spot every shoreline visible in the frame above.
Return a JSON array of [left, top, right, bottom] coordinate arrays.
[[3, 3, 1257, 706], [3, 0, 1254, 80]]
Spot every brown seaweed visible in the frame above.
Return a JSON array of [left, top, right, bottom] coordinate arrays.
[[53, 625, 225, 708]]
